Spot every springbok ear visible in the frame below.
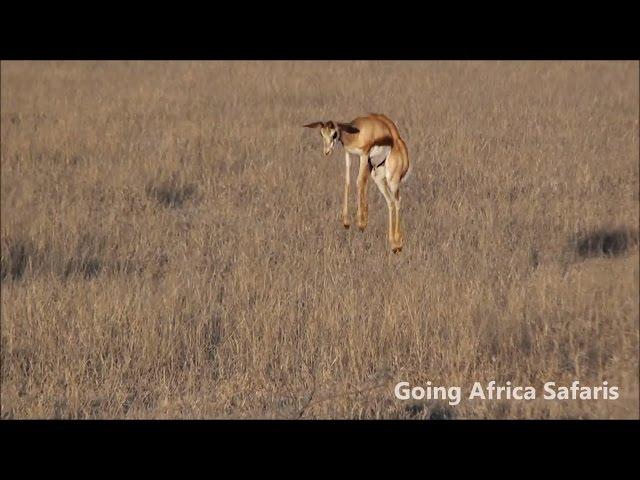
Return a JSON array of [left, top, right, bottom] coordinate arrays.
[[338, 123, 359, 134], [303, 121, 324, 128]]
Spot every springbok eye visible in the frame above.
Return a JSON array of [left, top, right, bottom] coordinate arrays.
[[332, 131, 338, 139]]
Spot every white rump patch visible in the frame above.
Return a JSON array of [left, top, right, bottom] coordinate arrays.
[[402, 161, 413, 184], [368, 145, 391, 169]]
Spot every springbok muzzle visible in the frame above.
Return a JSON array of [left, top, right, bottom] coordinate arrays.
[[324, 142, 335, 156]]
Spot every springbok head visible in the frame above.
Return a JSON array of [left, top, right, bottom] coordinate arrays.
[[303, 120, 359, 156]]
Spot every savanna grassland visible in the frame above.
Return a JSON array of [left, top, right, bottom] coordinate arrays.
[[1, 61, 638, 419]]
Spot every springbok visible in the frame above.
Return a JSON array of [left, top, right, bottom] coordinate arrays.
[[304, 113, 410, 253]]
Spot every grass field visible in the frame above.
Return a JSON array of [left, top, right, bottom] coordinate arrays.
[[1, 61, 638, 419]]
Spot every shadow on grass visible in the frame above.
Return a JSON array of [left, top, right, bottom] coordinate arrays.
[[1, 235, 143, 283], [146, 175, 197, 209], [570, 227, 638, 260], [0, 238, 33, 281], [405, 402, 457, 420]]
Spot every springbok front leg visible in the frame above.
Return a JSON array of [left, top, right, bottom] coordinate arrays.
[[371, 167, 400, 252], [356, 154, 370, 231], [342, 151, 351, 228]]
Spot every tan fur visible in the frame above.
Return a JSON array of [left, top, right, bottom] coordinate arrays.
[[303, 113, 410, 253]]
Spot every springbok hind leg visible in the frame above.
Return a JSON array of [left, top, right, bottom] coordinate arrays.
[[390, 182, 403, 253], [371, 167, 397, 252], [356, 154, 370, 231]]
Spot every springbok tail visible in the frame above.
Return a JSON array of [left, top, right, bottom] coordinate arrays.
[[402, 161, 413, 184]]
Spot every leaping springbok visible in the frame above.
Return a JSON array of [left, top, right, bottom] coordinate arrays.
[[304, 113, 410, 253]]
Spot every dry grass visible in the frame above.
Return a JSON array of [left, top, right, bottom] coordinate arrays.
[[1, 61, 638, 419]]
